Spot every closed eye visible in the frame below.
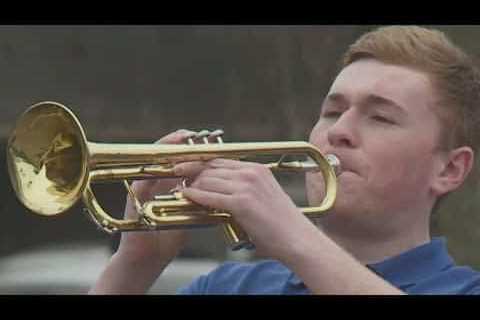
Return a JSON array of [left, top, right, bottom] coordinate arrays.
[[322, 111, 342, 119], [371, 115, 396, 124]]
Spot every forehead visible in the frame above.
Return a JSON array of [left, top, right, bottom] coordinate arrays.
[[330, 59, 436, 110]]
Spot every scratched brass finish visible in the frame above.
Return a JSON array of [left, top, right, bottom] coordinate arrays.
[[7, 101, 339, 250]]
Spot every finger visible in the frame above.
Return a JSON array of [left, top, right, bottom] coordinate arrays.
[[207, 158, 255, 170], [174, 162, 235, 180], [173, 159, 236, 176], [173, 161, 209, 177], [128, 129, 197, 199], [190, 176, 237, 195], [182, 187, 231, 211], [155, 129, 197, 144], [196, 168, 236, 181], [129, 179, 179, 204]]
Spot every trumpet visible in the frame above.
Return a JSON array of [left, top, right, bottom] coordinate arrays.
[[6, 101, 340, 250]]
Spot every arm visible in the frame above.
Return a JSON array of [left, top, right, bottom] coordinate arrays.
[[279, 220, 404, 294], [178, 158, 405, 295], [89, 247, 173, 294], [89, 130, 195, 294]]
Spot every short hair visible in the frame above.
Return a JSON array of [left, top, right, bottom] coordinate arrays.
[[342, 26, 480, 153]]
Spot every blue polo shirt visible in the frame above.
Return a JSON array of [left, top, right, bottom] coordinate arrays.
[[177, 237, 480, 294]]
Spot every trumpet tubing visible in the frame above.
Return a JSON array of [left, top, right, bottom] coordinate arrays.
[[7, 101, 339, 250]]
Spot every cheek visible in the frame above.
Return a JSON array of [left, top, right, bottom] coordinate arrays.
[[366, 149, 434, 205], [309, 122, 328, 146], [306, 172, 329, 206]]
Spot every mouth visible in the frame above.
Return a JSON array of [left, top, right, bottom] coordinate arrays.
[[325, 153, 358, 177]]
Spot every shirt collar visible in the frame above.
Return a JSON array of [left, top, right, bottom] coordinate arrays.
[[287, 237, 455, 288], [367, 237, 455, 288]]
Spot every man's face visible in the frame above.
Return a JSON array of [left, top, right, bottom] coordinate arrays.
[[307, 59, 445, 233]]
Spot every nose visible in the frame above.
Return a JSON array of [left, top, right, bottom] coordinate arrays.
[[326, 110, 358, 149]]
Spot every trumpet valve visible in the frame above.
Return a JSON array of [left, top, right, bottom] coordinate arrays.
[[195, 130, 211, 144], [209, 129, 225, 143]]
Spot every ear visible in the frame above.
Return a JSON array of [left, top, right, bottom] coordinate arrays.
[[431, 146, 475, 197]]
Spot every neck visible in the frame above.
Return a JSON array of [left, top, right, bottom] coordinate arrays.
[[317, 211, 431, 265]]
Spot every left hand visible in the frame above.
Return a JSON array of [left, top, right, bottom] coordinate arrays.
[[174, 158, 318, 261]]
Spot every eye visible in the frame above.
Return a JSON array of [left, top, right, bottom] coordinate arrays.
[[371, 115, 395, 125], [322, 111, 342, 119]]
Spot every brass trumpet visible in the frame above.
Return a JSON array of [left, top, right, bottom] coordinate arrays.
[[7, 101, 339, 250]]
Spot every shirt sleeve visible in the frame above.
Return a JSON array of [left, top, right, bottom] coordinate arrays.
[[176, 274, 210, 295], [175, 261, 244, 294]]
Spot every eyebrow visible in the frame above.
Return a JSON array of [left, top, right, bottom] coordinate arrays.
[[323, 93, 407, 117], [322, 93, 348, 106]]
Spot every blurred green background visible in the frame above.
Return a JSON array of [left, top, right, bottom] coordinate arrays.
[[0, 26, 479, 288]]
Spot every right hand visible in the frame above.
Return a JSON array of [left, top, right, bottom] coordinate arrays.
[[115, 129, 197, 269]]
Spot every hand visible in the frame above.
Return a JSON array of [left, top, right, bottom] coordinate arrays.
[[115, 129, 197, 268], [175, 159, 318, 262]]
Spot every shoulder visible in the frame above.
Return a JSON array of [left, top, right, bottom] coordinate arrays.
[[177, 259, 290, 294]]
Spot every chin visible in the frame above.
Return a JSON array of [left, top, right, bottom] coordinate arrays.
[[328, 198, 358, 217]]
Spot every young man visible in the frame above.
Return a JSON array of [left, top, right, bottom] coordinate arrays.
[[90, 26, 480, 294]]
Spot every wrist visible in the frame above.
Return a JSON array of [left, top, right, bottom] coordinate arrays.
[[114, 229, 187, 268], [89, 249, 167, 295], [114, 245, 173, 272]]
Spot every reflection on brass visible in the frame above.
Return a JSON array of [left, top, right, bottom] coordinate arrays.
[[7, 101, 339, 250]]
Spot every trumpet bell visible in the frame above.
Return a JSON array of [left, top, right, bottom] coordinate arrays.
[[6, 102, 89, 216]]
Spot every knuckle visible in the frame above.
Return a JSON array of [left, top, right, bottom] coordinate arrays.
[[191, 177, 202, 189], [233, 194, 249, 207], [242, 168, 258, 183], [208, 158, 221, 166], [192, 175, 210, 189], [176, 129, 189, 134], [237, 185, 253, 201], [255, 163, 269, 175], [178, 162, 204, 177], [155, 129, 195, 144], [239, 183, 252, 195]]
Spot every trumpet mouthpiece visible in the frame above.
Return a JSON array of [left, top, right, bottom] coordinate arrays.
[[325, 154, 341, 175]]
